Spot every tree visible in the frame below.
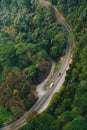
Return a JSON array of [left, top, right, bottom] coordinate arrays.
[[50, 46, 60, 60], [27, 66, 40, 83], [50, 0, 57, 5], [63, 116, 87, 130], [0, 42, 17, 66], [36, 50, 48, 63], [21, 113, 55, 130]]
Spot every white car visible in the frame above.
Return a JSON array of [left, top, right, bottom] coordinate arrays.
[[49, 82, 54, 88]]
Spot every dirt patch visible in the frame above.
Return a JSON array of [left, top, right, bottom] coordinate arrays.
[[35, 0, 51, 8]]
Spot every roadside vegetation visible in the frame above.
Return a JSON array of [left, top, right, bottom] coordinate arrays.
[[0, 104, 15, 127], [0, 0, 67, 127], [20, 0, 87, 130]]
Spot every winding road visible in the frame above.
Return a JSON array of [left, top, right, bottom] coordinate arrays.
[[0, 2, 72, 130]]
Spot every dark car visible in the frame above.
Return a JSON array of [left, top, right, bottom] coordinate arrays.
[[58, 73, 61, 76]]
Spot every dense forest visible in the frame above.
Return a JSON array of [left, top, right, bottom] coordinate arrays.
[[0, 0, 67, 127], [20, 0, 87, 130]]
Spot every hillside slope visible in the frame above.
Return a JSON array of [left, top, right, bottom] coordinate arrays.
[[0, 0, 67, 127], [21, 0, 87, 130]]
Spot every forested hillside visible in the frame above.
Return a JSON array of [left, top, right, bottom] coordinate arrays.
[[21, 0, 87, 130], [0, 0, 67, 127]]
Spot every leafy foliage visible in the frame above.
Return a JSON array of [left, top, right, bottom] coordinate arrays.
[[0, 0, 66, 127], [21, 0, 87, 130]]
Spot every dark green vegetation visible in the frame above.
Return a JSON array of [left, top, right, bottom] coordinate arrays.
[[21, 0, 87, 130], [0, 0, 67, 127], [0, 104, 15, 127]]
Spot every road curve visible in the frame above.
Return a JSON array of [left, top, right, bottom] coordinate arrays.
[[0, 4, 72, 130], [36, 62, 55, 98]]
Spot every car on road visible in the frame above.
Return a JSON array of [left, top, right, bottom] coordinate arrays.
[[49, 82, 54, 88], [58, 72, 61, 76]]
